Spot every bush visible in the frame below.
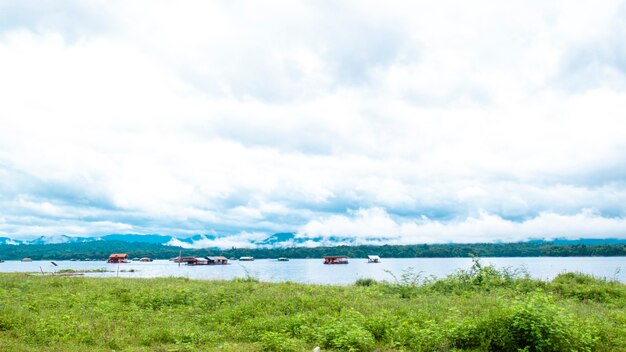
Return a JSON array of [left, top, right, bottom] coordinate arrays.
[[354, 278, 377, 287], [429, 258, 535, 294], [259, 331, 301, 352], [549, 272, 625, 305], [450, 292, 597, 351]]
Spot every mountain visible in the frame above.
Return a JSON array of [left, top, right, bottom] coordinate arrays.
[[99, 234, 174, 244], [23, 235, 95, 245], [1, 234, 625, 249], [0, 237, 22, 245]]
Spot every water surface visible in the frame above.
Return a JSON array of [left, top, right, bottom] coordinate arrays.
[[1, 257, 624, 284]]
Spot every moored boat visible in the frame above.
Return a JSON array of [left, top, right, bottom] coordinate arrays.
[[323, 256, 349, 264], [206, 256, 229, 265], [367, 255, 381, 263], [107, 253, 129, 263]]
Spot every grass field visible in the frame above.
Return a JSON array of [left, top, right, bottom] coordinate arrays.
[[0, 260, 624, 351]]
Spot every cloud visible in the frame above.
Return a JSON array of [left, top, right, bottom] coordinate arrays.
[[298, 207, 626, 244], [166, 232, 267, 249], [0, 1, 625, 241]]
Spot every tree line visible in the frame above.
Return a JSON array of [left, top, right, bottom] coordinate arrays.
[[0, 240, 624, 260]]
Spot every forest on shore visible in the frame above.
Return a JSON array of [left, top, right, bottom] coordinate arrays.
[[0, 240, 624, 260]]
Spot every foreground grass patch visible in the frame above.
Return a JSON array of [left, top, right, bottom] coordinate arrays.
[[0, 264, 624, 351]]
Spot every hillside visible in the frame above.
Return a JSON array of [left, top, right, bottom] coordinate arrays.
[[0, 240, 624, 260]]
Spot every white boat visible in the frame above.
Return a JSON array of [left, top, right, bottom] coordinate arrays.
[[367, 255, 380, 263]]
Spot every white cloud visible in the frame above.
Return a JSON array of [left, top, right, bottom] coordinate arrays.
[[298, 207, 626, 243], [166, 232, 267, 249], [0, 1, 625, 241]]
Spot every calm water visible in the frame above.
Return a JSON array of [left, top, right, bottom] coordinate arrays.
[[2, 257, 624, 284]]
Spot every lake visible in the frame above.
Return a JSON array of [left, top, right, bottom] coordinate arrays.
[[2, 257, 625, 284]]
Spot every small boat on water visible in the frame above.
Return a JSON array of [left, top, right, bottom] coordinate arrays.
[[21, 258, 33, 262], [323, 256, 349, 264], [139, 257, 153, 262], [239, 256, 254, 261], [367, 255, 381, 263], [277, 257, 289, 261], [172, 256, 201, 264], [107, 253, 129, 263], [206, 256, 229, 265]]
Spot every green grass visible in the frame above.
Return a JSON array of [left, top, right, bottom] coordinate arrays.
[[0, 260, 624, 351]]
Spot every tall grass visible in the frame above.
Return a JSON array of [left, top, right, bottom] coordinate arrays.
[[0, 261, 623, 351]]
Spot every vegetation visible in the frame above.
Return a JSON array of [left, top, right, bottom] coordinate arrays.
[[0, 240, 624, 260], [0, 260, 624, 351]]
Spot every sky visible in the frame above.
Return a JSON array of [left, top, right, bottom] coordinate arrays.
[[1, 0, 626, 245]]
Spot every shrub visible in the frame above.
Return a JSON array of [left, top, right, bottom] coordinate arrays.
[[259, 331, 301, 352], [449, 292, 598, 351], [354, 278, 377, 287], [549, 272, 625, 305]]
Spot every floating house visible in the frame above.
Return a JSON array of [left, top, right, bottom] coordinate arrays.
[[367, 255, 381, 263], [239, 256, 254, 261], [189, 257, 209, 265], [323, 256, 349, 264], [139, 257, 153, 262], [171, 256, 201, 265], [206, 256, 229, 265], [107, 253, 129, 263]]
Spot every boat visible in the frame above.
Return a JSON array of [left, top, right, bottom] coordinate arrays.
[[239, 256, 254, 261], [367, 255, 381, 263], [277, 257, 289, 261], [187, 257, 209, 265], [107, 253, 129, 263], [139, 257, 153, 262], [323, 256, 349, 264], [205, 256, 229, 265], [21, 258, 33, 262], [172, 256, 200, 264]]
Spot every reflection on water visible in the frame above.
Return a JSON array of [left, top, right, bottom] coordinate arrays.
[[0, 257, 624, 284]]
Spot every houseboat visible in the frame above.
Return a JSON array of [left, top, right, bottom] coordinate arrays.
[[107, 253, 129, 263], [206, 256, 229, 265], [323, 256, 349, 264], [239, 256, 254, 261], [171, 256, 201, 265], [367, 255, 381, 263], [187, 257, 209, 265]]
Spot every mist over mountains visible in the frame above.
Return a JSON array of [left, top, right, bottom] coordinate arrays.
[[0, 233, 373, 248], [1, 233, 625, 250]]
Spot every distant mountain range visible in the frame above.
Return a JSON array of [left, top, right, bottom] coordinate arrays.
[[0, 233, 625, 249], [0, 232, 383, 249]]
